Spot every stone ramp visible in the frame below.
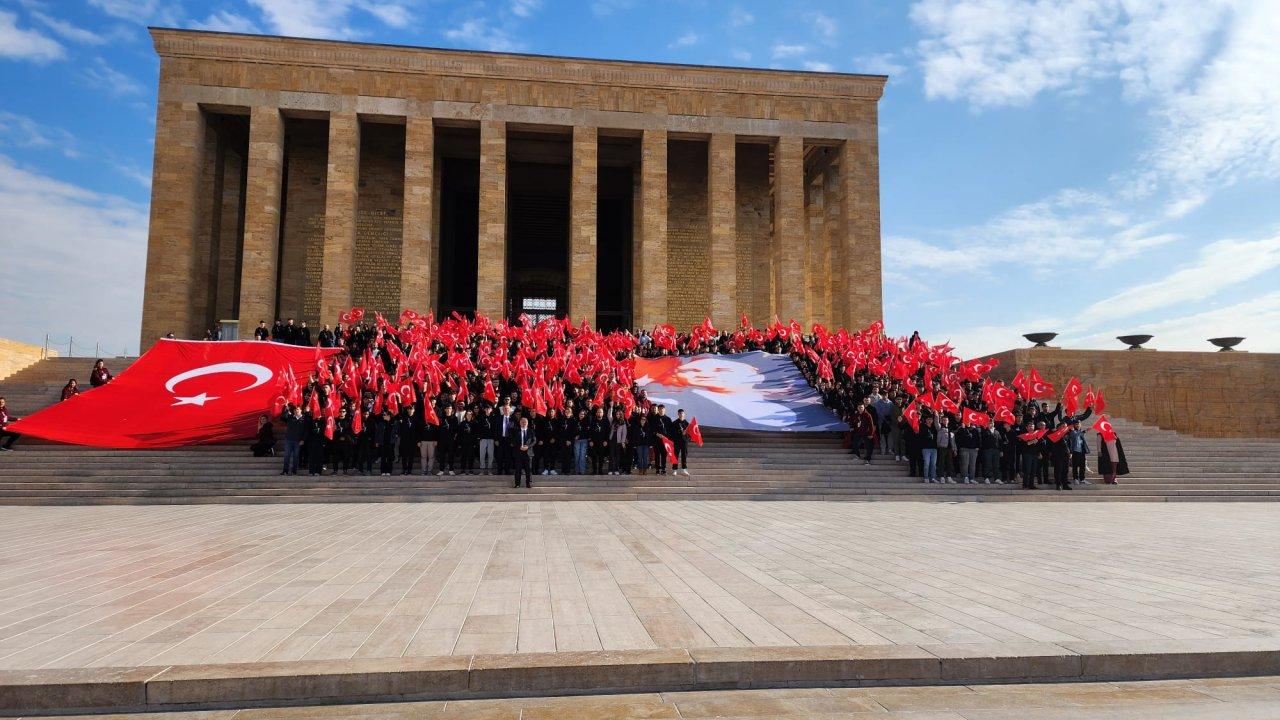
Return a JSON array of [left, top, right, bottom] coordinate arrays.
[[2, 422, 1280, 503]]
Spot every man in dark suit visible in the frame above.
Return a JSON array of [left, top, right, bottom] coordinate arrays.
[[297, 321, 313, 347], [493, 405, 514, 476], [508, 416, 534, 488]]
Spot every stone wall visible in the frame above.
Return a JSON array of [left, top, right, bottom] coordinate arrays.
[[666, 139, 710, 329], [0, 339, 55, 382], [352, 123, 406, 321], [736, 144, 772, 326], [987, 348, 1280, 439], [279, 119, 328, 326]]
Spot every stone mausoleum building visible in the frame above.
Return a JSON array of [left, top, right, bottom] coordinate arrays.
[[140, 28, 886, 348]]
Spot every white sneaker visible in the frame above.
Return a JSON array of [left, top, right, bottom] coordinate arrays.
[[436, 471, 443, 476]]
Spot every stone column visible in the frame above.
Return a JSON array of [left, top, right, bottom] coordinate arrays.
[[636, 128, 667, 329], [477, 120, 507, 319], [570, 125, 598, 325], [321, 111, 360, 324], [840, 137, 882, 329], [235, 106, 285, 334], [773, 135, 806, 322], [806, 175, 828, 328], [401, 115, 434, 315], [824, 162, 844, 328], [708, 133, 737, 328], [139, 101, 205, 348]]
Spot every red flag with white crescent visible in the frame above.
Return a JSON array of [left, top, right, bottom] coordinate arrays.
[[659, 433, 677, 465], [1092, 415, 1117, 442], [7, 340, 341, 448], [687, 418, 704, 447]]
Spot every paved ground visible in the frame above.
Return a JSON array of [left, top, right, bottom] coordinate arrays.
[[1, 502, 1278, 670], [25, 677, 1280, 718]]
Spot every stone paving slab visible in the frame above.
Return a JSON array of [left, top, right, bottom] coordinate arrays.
[[1, 502, 1279, 674], [15, 676, 1280, 719]]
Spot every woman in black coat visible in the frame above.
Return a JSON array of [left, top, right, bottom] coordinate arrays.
[[1097, 433, 1129, 484]]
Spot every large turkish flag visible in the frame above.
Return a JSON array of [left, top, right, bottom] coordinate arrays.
[[9, 340, 341, 448]]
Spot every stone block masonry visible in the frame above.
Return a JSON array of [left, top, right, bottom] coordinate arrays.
[[988, 347, 1280, 438], [139, 29, 886, 347]]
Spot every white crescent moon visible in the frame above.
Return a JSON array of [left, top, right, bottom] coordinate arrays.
[[165, 362, 273, 393]]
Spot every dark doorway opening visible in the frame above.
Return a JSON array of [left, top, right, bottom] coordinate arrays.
[[436, 127, 479, 316], [506, 131, 571, 322], [596, 135, 638, 332]]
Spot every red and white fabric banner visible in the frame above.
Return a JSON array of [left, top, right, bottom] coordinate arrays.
[[635, 351, 846, 432], [9, 340, 340, 448]]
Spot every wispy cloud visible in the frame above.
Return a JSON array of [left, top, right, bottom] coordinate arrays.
[[0, 9, 63, 62], [444, 18, 522, 52], [854, 52, 906, 77], [802, 60, 834, 72], [190, 11, 260, 34], [727, 7, 754, 27], [82, 59, 145, 97], [29, 10, 106, 45], [0, 153, 148, 349], [771, 43, 808, 59], [807, 11, 837, 42], [0, 112, 78, 158], [668, 31, 698, 49]]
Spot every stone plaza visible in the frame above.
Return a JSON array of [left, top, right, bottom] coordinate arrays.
[[140, 29, 884, 348], [3, 502, 1278, 670]]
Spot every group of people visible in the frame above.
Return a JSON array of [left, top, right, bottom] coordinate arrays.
[[262, 397, 694, 488]]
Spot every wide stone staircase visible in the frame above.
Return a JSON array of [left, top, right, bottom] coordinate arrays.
[[0, 356, 137, 415], [2, 358, 1279, 504]]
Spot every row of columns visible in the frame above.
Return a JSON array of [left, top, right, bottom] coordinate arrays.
[[140, 101, 878, 346]]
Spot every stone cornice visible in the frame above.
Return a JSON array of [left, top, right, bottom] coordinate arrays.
[[150, 28, 887, 102]]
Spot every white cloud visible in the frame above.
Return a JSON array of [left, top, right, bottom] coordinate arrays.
[[892, 189, 1179, 280], [1073, 234, 1280, 326], [510, 0, 540, 18], [727, 7, 754, 27], [365, 3, 411, 27], [668, 31, 698, 49], [0, 9, 63, 62], [802, 60, 834, 72], [191, 11, 261, 34], [246, 0, 355, 38], [771, 43, 808, 59], [30, 10, 106, 45], [1072, 291, 1280, 353], [591, 0, 633, 16], [82, 59, 145, 97], [0, 154, 147, 351], [855, 52, 906, 77], [730, 49, 751, 63], [444, 18, 522, 52], [807, 11, 837, 41], [0, 111, 78, 157], [86, 0, 181, 25]]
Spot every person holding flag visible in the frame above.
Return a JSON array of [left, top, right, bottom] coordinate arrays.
[[955, 413, 982, 484], [672, 409, 691, 476], [1066, 419, 1090, 485], [918, 414, 938, 482], [1094, 416, 1128, 484]]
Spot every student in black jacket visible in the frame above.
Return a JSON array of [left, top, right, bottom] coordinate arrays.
[[477, 405, 496, 475], [304, 414, 327, 476], [979, 421, 1002, 484], [672, 409, 691, 475], [437, 405, 458, 476], [251, 414, 275, 457], [330, 409, 354, 474], [398, 406, 419, 475], [281, 407, 307, 475], [457, 410, 477, 475], [588, 407, 611, 475], [373, 409, 398, 476]]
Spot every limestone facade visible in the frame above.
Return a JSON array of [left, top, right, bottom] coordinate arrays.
[[988, 348, 1280, 439], [140, 29, 886, 347]]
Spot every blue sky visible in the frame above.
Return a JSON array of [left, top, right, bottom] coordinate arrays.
[[0, 0, 1277, 358]]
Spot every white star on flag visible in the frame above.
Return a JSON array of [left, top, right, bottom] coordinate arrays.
[[171, 392, 219, 407]]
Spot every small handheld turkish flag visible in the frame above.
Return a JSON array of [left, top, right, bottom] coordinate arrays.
[[1092, 415, 1117, 442], [1062, 377, 1082, 416], [659, 434, 677, 465], [687, 418, 704, 447], [961, 407, 990, 426], [1047, 424, 1070, 442], [1018, 428, 1047, 442]]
